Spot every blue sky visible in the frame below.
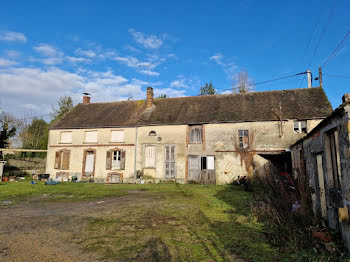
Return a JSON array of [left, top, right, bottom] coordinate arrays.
[[0, 0, 349, 118]]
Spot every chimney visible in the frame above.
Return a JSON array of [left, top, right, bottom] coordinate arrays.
[[83, 96, 90, 104], [146, 87, 153, 109], [306, 69, 312, 88], [342, 94, 350, 104]]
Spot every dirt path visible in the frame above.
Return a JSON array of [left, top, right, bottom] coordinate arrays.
[[0, 191, 149, 262]]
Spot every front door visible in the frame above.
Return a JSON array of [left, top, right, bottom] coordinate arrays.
[[188, 155, 200, 182], [165, 145, 176, 179], [84, 151, 95, 177]]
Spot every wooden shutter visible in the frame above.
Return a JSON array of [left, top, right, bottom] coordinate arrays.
[[145, 146, 155, 168], [120, 150, 126, 170], [54, 151, 61, 169], [106, 151, 111, 170], [61, 150, 70, 170]]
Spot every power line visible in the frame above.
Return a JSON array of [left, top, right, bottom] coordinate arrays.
[[220, 71, 307, 92], [321, 31, 350, 69], [305, 0, 339, 69], [323, 73, 350, 79]]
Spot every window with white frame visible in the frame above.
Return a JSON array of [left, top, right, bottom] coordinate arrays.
[[201, 156, 215, 170], [111, 130, 124, 143], [294, 121, 307, 133], [112, 151, 121, 169], [85, 131, 98, 143], [144, 145, 156, 168], [238, 130, 249, 149], [60, 131, 72, 144]]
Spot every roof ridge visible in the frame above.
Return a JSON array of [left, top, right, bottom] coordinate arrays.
[[82, 86, 322, 105]]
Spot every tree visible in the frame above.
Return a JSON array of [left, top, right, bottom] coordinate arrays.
[[21, 118, 48, 150], [200, 82, 216, 95], [232, 68, 255, 93], [157, 94, 167, 98], [0, 113, 17, 158], [50, 95, 73, 123]]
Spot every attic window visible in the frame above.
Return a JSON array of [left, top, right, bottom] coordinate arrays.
[[294, 121, 307, 134], [149, 131, 157, 136], [189, 125, 203, 143]]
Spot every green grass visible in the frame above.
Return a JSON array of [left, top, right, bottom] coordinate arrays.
[[0, 182, 341, 261]]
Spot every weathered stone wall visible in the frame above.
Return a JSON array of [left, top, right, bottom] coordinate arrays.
[[46, 118, 323, 184], [291, 103, 350, 250]]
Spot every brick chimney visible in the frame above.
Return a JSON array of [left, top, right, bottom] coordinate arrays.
[[342, 94, 350, 104], [146, 87, 153, 109], [83, 96, 91, 104]]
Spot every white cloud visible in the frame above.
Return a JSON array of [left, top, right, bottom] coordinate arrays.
[[210, 53, 237, 75], [0, 67, 148, 116], [75, 48, 96, 58], [66, 56, 89, 63], [5, 50, 21, 59], [113, 55, 162, 77], [128, 29, 164, 49], [0, 58, 18, 67], [170, 75, 200, 90], [0, 31, 27, 43], [34, 44, 63, 57], [153, 88, 186, 98]]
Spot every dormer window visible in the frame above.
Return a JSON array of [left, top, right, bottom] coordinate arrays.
[[294, 121, 307, 134], [149, 130, 157, 136]]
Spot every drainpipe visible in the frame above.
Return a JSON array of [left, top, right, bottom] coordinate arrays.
[[134, 125, 138, 179]]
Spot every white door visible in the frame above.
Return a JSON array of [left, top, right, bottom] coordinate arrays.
[[85, 152, 95, 173], [165, 145, 176, 179]]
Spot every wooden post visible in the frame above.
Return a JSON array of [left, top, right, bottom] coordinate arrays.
[[318, 67, 323, 88]]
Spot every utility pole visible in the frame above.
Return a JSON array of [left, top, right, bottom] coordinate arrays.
[[318, 67, 323, 88]]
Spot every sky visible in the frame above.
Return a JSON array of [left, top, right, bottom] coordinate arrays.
[[0, 0, 349, 120]]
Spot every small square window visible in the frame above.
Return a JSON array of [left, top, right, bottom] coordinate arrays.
[[294, 121, 307, 134], [85, 131, 98, 143], [111, 130, 124, 143], [60, 131, 72, 144]]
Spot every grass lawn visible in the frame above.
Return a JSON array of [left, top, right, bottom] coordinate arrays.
[[0, 182, 331, 261]]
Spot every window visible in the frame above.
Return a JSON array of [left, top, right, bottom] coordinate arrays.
[[85, 131, 98, 143], [106, 149, 125, 170], [54, 150, 70, 170], [189, 125, 203, 143], [149, 130, 157, 136], [111, 130, 124, 143], [294, 121, 307, 133], [60, 131, 72, 144], [144, 145, 156, 168], [201, 156, 215, 170], [238, 130, 249, 149]]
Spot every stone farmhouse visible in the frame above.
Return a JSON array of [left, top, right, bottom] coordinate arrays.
[[46, 86, 332, 184]]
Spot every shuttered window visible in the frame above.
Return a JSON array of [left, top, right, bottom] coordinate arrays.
[[200, 156, 215, 170], [238, 130, 249, 149], [85, 131, 98, 143], [60, 131, 72, 144], [106, 149, 126, 170], [144, 145, 155, 168], [111, 130, 124, 143], [54, 150, 70, 170], [294, 121, 307, 133], [189, 125, 203, 143]]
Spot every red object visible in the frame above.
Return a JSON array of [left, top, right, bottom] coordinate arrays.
[[2, 177, 8, 182]]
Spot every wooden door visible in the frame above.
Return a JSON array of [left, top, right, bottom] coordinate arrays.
[[188, 155, 200, 182], [165, 145, 176, 179]]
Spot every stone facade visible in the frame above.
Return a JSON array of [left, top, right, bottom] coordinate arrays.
[[46, 118, 323, 184], [291, 100, 350, 250]]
